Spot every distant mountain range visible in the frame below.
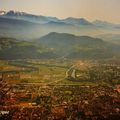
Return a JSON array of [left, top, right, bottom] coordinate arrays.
[[0, 10, 120, 43], [1, 10, 120, 27], [0, 10, 59, 24]]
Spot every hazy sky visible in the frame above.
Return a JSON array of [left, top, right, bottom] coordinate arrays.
[[0, 0, 120, 23]]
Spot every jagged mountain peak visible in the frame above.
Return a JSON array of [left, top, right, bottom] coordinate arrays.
[[0, 10, 6, 15], [4, 10, 27, 16], [62, 17, 93, 25]]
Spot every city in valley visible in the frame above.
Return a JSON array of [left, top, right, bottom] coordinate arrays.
[[0, 59, 120, 119]]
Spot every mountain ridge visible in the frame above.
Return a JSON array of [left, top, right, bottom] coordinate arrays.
[[35, 32, 120, 59], [0, 32, 120, 59], [1, 10, 120, 25]]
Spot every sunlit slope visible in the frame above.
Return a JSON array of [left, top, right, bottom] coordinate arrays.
[[0, 38, 58, 59]]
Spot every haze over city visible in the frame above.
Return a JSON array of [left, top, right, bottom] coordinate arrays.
[[0, 0, 120, 23]]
